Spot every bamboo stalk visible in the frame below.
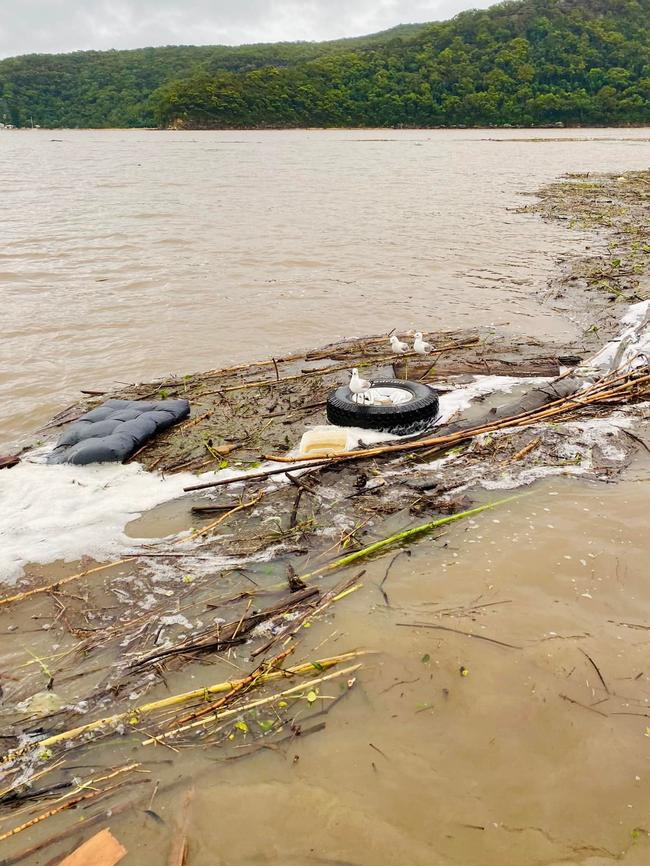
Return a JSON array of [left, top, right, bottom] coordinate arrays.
[[172, 648, 295, 727], [0, 652, 367, 765], [250, 574, 360, 658], [0, 765, 139, 843], [142, 662, 363, 745], [174, 491, 264, 544], [0, 760, 65, 804], [0, 764, 139, 825], [0, 789, 103, 843], [177, 411, 212, 432], [194, 332, 404, 382], [0, 558, 134, 608], [182, 459, 334, 492], [511, 436, 542, 461], [1, 793, 146, 866]]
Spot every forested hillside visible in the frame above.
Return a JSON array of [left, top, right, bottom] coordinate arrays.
[[0, 25, 423, 128], [2, 0, 650, 129], [153, 0, 650, 128]]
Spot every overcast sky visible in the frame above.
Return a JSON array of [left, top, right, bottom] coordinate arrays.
[[0, 0, 495, 59]]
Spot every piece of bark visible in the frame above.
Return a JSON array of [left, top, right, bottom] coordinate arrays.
[[0, 454, 20, 469], [58, 829, 126, 866], [167, 788, 194, 866]]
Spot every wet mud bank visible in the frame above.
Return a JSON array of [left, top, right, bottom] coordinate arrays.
[[1, 168, 650, 865], [520, 167, 650, 333]]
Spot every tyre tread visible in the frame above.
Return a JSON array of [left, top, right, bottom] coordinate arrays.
[[326, 379, 439, 430]]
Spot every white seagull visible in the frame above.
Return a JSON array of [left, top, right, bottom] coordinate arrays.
[[389, 334, 409, 354], [349, 367, 372, 404], [413, 332, 433, 355]]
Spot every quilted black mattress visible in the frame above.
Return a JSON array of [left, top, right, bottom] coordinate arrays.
[[47, 398, 190, 465]]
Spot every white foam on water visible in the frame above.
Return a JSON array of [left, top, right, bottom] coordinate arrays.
[[436, 375, 549, 425], [0, 447, 343, 584], [420, 411, 638, 496], [561, 412, 634, 462], [481, 464, 587, 489], [0, 455, 196, 584], [159, 613, 194, 630]]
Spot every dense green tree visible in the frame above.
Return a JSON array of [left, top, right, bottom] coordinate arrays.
[[2, 0, 650, 128], [0, 25, 423, 128], [149, 0, 650, 130]]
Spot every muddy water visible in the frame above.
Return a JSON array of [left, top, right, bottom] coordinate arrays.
[[2, 127, 650, 447], [109, 475, 650, 866], [184, 480, 650, 866], [127, 474, 650, 866], [3, 474, 650, 865], [3, 129, 650, 865]]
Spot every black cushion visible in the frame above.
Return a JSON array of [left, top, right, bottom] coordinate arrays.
[[47, 398, 190, 465]]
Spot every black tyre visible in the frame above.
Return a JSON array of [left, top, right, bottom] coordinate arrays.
[[326, 379, 439, 433]]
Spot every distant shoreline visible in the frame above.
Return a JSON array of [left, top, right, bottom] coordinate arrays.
[[3, 124, 650, 132]]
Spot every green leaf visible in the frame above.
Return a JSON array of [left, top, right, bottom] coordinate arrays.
[[421, 653, 431, 663]]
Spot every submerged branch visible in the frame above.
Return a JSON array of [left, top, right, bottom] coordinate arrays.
[[295, 494, 526, 583], [1, 651, 369, 766]]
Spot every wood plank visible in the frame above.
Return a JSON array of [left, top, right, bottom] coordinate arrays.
[[58, 828, 126, 866]]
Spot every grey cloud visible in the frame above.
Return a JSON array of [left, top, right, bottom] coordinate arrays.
[[0, 0, 495, 59]]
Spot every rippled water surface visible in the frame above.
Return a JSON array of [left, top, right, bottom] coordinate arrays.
[[3, 475, 650, 866], [2, 129, 650, 866], [2, 127, 650, 446]]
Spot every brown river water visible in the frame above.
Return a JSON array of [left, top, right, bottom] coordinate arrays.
[[2, 127, 650, 448], [2, 129, 650, 865]]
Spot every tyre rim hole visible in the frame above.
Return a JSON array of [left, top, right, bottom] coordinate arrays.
[[361, 386, 415, 406]]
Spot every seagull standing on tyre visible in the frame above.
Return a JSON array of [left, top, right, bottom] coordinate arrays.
[[349, 368, 372, 404], [389, 334, 409, 354], [413, 332, 433, 355]]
